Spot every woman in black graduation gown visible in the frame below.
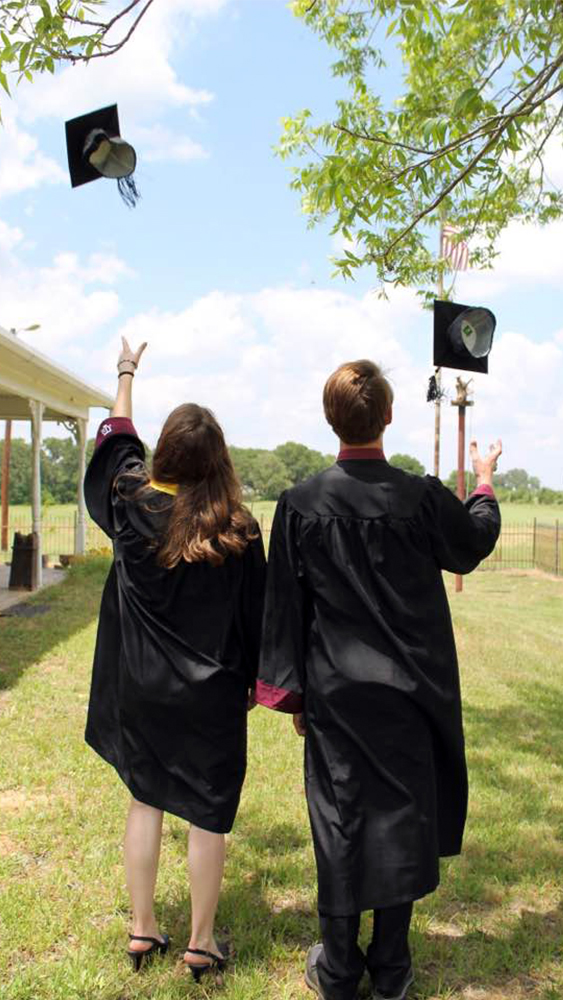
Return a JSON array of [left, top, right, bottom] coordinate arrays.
[[84, 338, 266, 977], [256, 360, 501, 1000]]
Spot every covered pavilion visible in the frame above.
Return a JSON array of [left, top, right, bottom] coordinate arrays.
[[0, 324, 113, 588]]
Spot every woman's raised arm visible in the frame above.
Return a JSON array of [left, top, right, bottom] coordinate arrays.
[[111, 336, 147, 419]]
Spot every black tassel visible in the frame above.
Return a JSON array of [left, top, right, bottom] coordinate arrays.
[[117, 174, 141, 208], [427, 374, 438, 402], [427, 370, 447, 403]]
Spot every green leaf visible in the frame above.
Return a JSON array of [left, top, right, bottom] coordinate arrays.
[[453, 87, 480, 116], [18, 41, 31, 70], [0, 67, 10, 95]]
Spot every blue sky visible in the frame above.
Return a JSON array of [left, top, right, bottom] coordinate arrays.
[[1, 0, 562, 487]]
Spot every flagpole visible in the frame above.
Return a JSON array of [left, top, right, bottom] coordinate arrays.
[[434, 218, 444, 477]]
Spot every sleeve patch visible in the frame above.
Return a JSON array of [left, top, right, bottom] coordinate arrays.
[[95, 417, 138, 449]]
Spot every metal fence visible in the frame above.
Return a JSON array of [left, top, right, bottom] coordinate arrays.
[[0, 513, 109, 561], [1, 513, 561, 576], [479, 520, 561, 575]]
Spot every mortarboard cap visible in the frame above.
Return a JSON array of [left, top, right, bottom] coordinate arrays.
[[433, 299, 495, 374], [65, 104, 140, 207]]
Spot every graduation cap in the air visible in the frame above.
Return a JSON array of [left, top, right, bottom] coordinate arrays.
[[65, 104, 140, 208], [433, 299, 496, 374]]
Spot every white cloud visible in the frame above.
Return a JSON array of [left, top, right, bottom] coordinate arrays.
[[104, 285, 434, 460], [0, 228, 131, 354], [113, 290, 254, 369], [0, 219, 24, 255], [457, 219, 563, 299], [467, 332, 563, 469], [16, 0, 225, 125], [0, 0, 228, 196], [135, 125, 208, 163], [103, 286, 563, 487], [0, 113, 65, 199], [2, 214, 561, 487]]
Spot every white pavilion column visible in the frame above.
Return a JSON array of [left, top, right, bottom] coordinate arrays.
[[74, 417, 88, 555], [29, 399, 44, 588]]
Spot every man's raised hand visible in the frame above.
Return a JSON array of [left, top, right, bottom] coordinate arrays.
[[469, 439, 502, 485]]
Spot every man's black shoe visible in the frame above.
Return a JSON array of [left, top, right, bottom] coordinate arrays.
[[372, 966, 414, 1000], [305, 944, 329, 999], [305, 944, 360, 1000]]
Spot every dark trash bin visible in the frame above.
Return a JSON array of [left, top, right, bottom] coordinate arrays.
[[9, 532, 39, 591]]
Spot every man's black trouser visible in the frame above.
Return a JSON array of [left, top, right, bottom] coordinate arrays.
[[317, 902, 413, 1000]]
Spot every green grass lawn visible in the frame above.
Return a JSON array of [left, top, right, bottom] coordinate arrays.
[[496, 503, 562, 525], [0, 560, 562, 999], [7, 498, 562, 532]]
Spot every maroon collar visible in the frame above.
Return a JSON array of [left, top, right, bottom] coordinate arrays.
[[338, 447, 386, 461]]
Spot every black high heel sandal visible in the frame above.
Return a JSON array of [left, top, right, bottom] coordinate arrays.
[[127, 933, 170, 972], [184, 947, 229, 984]]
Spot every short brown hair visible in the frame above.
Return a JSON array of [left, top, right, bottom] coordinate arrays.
[[323, 360, 393, 444]]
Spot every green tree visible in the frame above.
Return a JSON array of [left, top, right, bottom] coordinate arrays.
[[0, 438, 31, 504], [42, 436, 80, 504], [538, 487, 563, 505], [274, 441, 334, 484], [444, 469, 477, 496], [282, 1, 563, 289], [388, 453, 425, 476], [230, 447, 267, 496], [0, 1, 152, 109], [496, 468, 540, 493], [251, 453, 292, 501]]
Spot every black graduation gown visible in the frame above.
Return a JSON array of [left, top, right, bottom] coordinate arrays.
[[84, 417, 266, 833], [256, 456, 500, 915]]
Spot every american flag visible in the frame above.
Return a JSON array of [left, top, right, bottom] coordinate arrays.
[[441, 223, 469, 271]]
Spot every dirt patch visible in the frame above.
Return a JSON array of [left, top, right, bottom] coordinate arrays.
[[428, 920, 466, 938], [0, 833, 17, 856], [0, 788, 50, 813]]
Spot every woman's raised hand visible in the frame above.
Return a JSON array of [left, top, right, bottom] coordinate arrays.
[[117, 336, 147, 375], [469, 439, 502, 485]]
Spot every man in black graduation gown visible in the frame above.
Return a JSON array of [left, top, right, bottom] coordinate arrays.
[[256, 360, 501, 1000]]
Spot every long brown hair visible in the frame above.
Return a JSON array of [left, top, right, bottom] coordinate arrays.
[[146, 404, 256, 568]]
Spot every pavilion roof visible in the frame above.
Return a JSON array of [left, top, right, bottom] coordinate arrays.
[[0, 325, 112, 422]]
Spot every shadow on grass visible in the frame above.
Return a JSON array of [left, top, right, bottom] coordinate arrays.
[[158, 811, 316, 967], [415, 900, 563, 996], [0, 556, 110, 693], [159, 876, 317, 967], [234, 813, 309, 854]]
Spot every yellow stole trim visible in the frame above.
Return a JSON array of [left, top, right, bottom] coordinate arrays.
[[149, 479, 178, 496]]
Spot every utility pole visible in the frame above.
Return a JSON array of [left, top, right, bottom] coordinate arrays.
[[451, 376, 474, 593], [433, 219, 445, 477]]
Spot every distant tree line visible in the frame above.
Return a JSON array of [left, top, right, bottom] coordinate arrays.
[[442, 467, 563, 505], [1, 438, 562, 506]]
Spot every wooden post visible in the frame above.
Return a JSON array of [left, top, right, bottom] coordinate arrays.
[[74, 418, 88, 555], [29, 399, 44, 589], [451, 378, 474, 593], [556, 519, 560, 577], [1, 418, 12, 551]]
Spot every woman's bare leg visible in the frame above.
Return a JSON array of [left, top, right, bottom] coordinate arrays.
[[124, 797, 165, 951], [184, 825, 226, 964]]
